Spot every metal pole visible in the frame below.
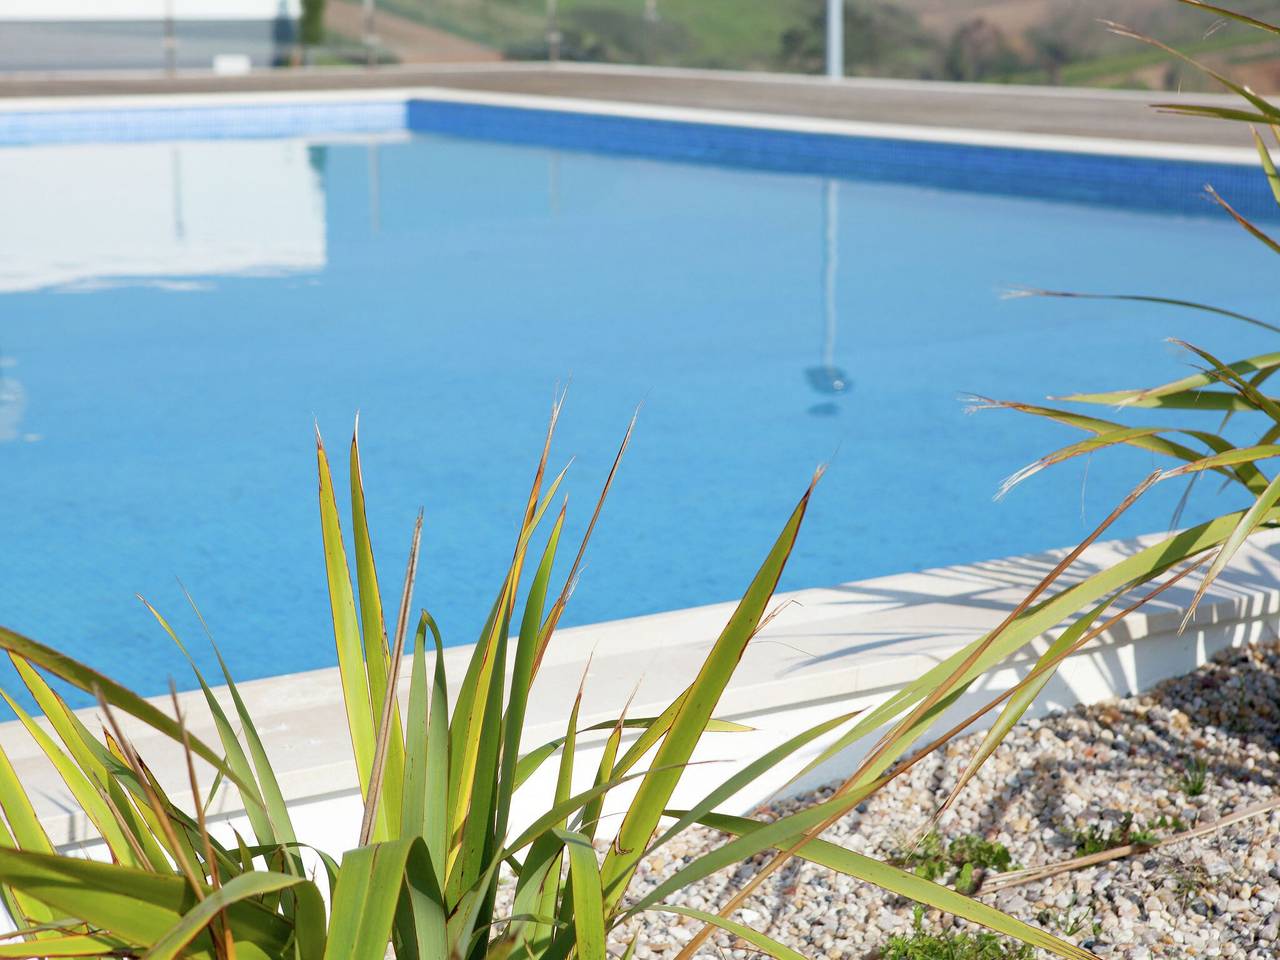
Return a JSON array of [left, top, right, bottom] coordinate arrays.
[[825, 0, 843, 80], [822, 179, 840, 380], [163, 0, 176, 74], [546, 0, 561, 63], [367, 141, 382, 234], [363, 0, 377, 67]]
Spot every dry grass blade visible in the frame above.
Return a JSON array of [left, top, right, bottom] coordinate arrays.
[[93, 689, 207, 905], [170, 685, 234, 959], [360, 509, 424, 848], [677, 470, 1159, 959], [997, 427, 1187, 500], [677, 552, 1207, 960], [1169, 338, 1280, 426], [1205, 185, 1280, 254], [858, 470, 1160, 780], [1101, 18, 1280, 120], [926, 554, 1211, 829], [1252, 126, 1280, 206], [982, 797, 1280, 893], [1003, 287, 1280, 334], [532, 408, 637, 677], [1178, 0, 1280, 35]]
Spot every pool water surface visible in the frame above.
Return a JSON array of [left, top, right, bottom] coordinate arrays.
[[1, 121, 1276, 707]]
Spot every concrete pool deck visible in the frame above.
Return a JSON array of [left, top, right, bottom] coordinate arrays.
[[0, 62, 1257, 151], [7, 529, 1280, 855]]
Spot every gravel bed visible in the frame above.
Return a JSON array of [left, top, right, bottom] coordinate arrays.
[[615, 641, 1280, 959]]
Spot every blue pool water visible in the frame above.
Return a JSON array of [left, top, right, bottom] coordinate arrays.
[[1, 105, 1278, 708]]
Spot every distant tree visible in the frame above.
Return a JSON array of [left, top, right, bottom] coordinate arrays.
[[777, 0, 940, 78], [504, 7, 691, 65], [1025, 5, 1096, 85], [301, 0, 326, 46], [943, 18, 1022, 82], [1026, 28, 1071, 84]]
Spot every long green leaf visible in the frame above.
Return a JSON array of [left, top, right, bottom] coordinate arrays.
[[350, 425, 406, 836], [0, 751, 57, 930], [935, 600, 1112, 820], [402, 614, 431, 844], [647, 905, 805, 960], [554, 830, 606, 960], [1007, 287, 1280, 335], [317, 432, 377, 805], [142, 871, 315, 960], [515, 716, 750, 793], [978, 399, 1265, 494], [650, 708, 861, 857], [0, 933, 130, 957], [1206, 184, 1280, 254], [1056, 350, 1280, 406], [693, 813, 1096, 960], [1104, 18, 1280, 120], [0, 691, 144, 869], [325, 839, 445, 960], [1253, 126, 1280, 206], [0, 627, 240, 790], [601, 471, 818, 912], [424, 614, 450, 888], [0, 848, 288, 960], [9, 656, 174, 873], [1187, 470, 1280, 623], [1172, 339, 1280, 425], [779, 503, 1275, 810], [1179, 0, 1280, 36], [143, 601, 277, 846], [495, 508, 565, 848]]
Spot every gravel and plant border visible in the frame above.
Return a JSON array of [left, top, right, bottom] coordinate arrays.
[[619, 640, 1280, 959]]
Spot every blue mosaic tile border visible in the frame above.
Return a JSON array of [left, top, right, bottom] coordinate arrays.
[[0, 99, 407, 145], [0, 95, 1269, 220], [407, 99, 1276, 221]]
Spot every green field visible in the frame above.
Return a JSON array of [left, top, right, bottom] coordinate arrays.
[[372, 0, 1280, 91], [380, 0, 814, 69]]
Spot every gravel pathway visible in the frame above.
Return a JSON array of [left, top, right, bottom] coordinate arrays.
[[618, 641, 1280, 959]]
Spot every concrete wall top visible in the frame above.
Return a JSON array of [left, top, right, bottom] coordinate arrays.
[[0, 1, 302, 21]]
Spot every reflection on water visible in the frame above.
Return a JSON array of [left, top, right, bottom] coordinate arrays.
[[807, 179, 849, 416], [0, 355, 25, 443], [0, 138, 327, 293], [1, 129, 1275, 710]]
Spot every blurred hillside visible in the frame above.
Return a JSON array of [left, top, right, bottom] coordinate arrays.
[[371, 0, 1280, 92]]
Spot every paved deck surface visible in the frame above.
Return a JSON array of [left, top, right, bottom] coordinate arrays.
[[0, 63, 1250, 149]]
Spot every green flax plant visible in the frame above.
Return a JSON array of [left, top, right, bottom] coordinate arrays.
[[0, 400, 1101, 960], [0, 8, 1271, 955], [667, 5, 1280, 955], [9, 11, 1272, 952], [974, 0, 1280, 648]]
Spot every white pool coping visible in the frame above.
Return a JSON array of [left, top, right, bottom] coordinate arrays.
[[6, 528, 1279, 855], [0, 83, 1260, 166]]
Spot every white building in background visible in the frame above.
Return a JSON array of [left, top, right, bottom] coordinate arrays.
[[0, 1, 302, 71]]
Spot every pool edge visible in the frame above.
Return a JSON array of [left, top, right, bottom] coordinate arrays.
[[8, 528, 1279, 852]]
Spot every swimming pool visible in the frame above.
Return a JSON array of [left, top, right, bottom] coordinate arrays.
[[1, 93, 1276, 708]]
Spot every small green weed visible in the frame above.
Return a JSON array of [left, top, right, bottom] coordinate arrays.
[[895, 832, 1019, 893], [1037, 895, 1102, 939], [1177, 756, 1209, 797], [1170, 863, 1212, 911], [883, 908, 1036, 960], [1073, 812, 1186, 854]]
